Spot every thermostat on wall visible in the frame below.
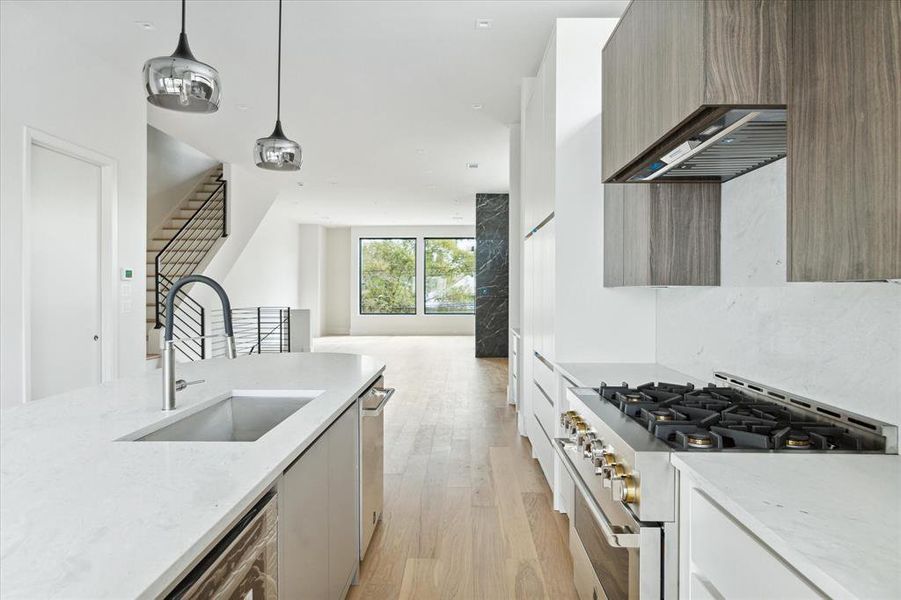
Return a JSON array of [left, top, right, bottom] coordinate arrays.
[[120, 268, 134, 281]]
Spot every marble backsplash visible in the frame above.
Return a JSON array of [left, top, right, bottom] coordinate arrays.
[[656, 160, 901, 426], [475, 193, 509, 358]]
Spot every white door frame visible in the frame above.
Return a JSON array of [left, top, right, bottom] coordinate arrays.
[[22, 127, 118, 402]]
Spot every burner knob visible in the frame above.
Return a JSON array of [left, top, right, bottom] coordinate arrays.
[[613, 475, 638, 504], [598, 451, 617, 469], [580, 433, 598, 455], [586, 440, 604, 459], [603, 463, 626, 480], [560, 410, 579, 426]]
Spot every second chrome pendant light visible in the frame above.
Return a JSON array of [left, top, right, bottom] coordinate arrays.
[[254, 0, 303, 171]]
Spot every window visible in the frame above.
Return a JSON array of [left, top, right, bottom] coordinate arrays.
[[424, 238, 476, 314], [359, 238, 416, 315]]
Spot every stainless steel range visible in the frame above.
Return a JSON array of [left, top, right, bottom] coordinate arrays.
[[555, 372, 898, 600]]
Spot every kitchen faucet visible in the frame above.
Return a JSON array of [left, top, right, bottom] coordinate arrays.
[[161, 275, 236, 411]]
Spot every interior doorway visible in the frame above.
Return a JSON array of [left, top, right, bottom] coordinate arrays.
[[25, 130, 116, 401]]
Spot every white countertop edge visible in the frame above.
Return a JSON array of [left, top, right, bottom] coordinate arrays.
[[143, 367, 384, 599], [671, 454, 854, 600]]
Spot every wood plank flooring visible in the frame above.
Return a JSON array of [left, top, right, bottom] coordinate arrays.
[[313, 336, 579, 600]]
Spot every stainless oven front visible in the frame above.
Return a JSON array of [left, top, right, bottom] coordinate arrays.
[[555, 438, 663, 600]]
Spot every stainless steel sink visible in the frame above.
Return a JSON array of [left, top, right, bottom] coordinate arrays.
[[131, 390, 324, 442]]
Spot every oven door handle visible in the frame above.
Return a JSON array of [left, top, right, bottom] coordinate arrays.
[[553, 438, 641, 549]]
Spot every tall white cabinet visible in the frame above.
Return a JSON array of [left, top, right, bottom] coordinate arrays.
[[518, 19, 630, 495]]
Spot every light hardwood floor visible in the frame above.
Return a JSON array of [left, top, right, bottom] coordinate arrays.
[[313, 336, 579, 600]]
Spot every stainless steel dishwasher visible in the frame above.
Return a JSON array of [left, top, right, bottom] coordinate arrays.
[[359, 376, 394, 559]]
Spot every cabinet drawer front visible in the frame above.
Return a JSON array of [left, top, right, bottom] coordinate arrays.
[[533, 353, 555, 399], [687, 489, 823, 599], [531, 416, 554, 487], [532, 381, 556, 440]]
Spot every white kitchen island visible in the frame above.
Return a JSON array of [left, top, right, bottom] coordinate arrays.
[[0, 352, 385, 599]]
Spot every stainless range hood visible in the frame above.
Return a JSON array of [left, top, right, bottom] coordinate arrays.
[[612, 108, 787, 183]]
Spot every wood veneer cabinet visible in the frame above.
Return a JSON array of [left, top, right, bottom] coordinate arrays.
[[604, 183, 721, 287], [602, 0, 788, 182], [787, 0, 901, 281]]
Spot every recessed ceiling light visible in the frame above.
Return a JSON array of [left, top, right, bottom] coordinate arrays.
[[296, 182, 304, 187], [134, 21, 155, 30], [415, 148, 426, 155], [452, 216, 464, 221], [236, 103, 251, 111], [329, 180, 339, 186], [471, 103, 484, 110], [475, 19, 493, 30], [467, 162, 479, 169]]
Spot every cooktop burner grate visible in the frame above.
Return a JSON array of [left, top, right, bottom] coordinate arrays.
[[596, 380, 882, 451]]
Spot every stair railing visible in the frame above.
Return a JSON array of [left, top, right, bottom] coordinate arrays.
[[208, 307, 291, 357], [154, 173, 228, 359]]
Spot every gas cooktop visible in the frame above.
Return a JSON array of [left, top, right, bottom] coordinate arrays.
[[594, 377, 891, 452]]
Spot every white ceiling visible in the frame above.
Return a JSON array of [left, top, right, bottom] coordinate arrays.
[[25, 0, 627, 226]]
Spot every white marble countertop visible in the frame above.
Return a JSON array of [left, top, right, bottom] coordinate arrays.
[[673, 453, 901, 599], [0, 352, 385, 599], [555, 362, 709, 389]]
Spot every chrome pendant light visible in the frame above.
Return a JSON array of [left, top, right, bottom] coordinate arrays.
[[255, 0, 302, 171], [143, 0, 221, 113]]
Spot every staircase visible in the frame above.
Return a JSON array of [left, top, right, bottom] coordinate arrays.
[[146, 165, 227, 359]]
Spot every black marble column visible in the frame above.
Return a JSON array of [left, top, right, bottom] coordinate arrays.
[[475, 193, 509, 358]]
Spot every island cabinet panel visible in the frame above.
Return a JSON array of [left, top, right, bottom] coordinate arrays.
[[279, 432, 330, 599], [604, 183, 721, 287], [279, 403, 360, 600], [601, 0, 788, 181], [328, 403, 360, 600], [787, 0, 901, 281]]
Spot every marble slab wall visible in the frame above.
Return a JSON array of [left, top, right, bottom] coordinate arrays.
[[656, 160, 901, 425], [475, 194, 509, 357]]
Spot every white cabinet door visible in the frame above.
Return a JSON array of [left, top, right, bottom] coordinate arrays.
[[329, 404, 360, 600], [542, 220, 555, 361], [280, 404, 361, 600], [280, 433, 330, 600], [679, 474, 824, 599]]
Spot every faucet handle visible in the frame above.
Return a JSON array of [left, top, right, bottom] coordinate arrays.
[[175, 379, 205, 392]]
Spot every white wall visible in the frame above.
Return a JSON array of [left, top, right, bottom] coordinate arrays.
[[657, 160, 901, 425], [298, 224, 326, 338], [508, 125, 522, 331], [222, 204, 303, 308], [189, 163, 281, 309], [349, 225, 476, 336], [552, 19, 656, 363], [146, 126, 218, 235], [0, 3, 146, 406], [324, 227, 352, 335]]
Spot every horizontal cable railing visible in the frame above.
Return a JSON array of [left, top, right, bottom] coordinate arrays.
[[208, 307, 291, 357], [153, 169, 228, 361]]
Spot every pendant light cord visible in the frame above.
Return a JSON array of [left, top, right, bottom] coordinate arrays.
[[181, 0, 186, 34], [277, 0, 283, 121]]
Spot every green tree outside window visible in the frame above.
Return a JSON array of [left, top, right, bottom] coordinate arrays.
[[360, 238, 416, 314], [425, 238, 475, 314]]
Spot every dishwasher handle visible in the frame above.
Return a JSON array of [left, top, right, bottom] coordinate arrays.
[[361, 387, 395, 417]]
